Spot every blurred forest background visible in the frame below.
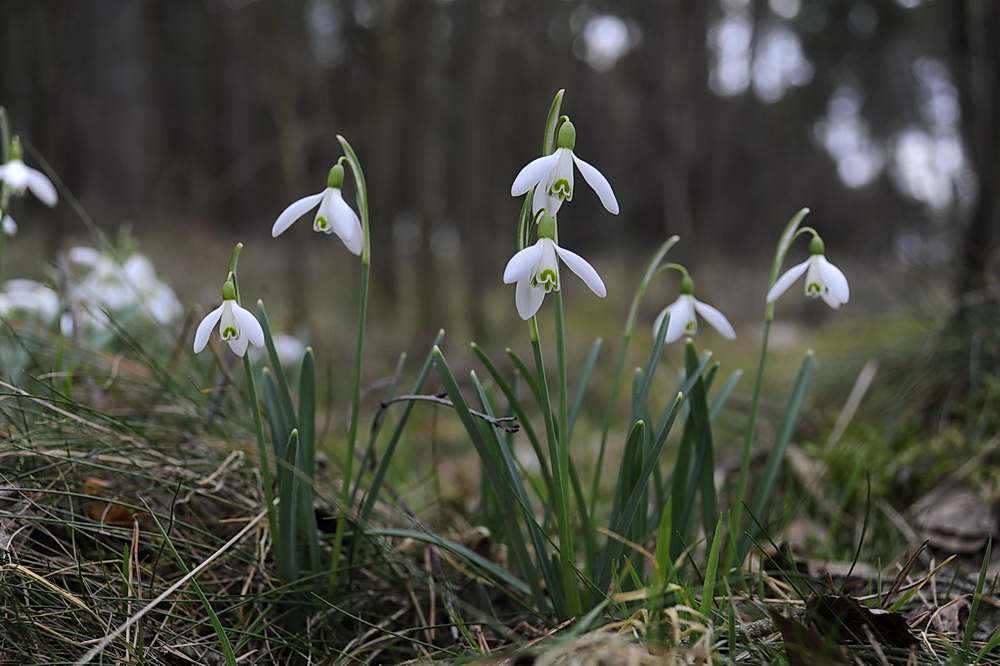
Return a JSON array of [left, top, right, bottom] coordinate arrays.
[[1, 0, 997, 344]]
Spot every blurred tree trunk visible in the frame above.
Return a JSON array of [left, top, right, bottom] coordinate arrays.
[[269, 0, 311, 328], [371, 0, 407, 305], [409, 0, 448, 339], [455, 2, 496, 341], [954, 0, 1000, 305]]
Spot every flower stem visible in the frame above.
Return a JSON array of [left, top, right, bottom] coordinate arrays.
[[330, 136, 371, 588], [732, 208, 809, 564], [553, 291, 579, 614]]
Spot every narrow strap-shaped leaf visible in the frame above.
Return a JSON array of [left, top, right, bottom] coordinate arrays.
[[699, 515, 725, 620], [567, 338, 602, 442], [433, 347, 553, 615], [709, 369, 743, 421], [473, 343, 552, 493], [358, 330, 445, 530], [278, 430, 300, 584], [261, 368, 287, 462], [742, 350, 814, 558], [297, 348, 320, 575], [256, 301, 297, 431], [469, 371, 563, 614]]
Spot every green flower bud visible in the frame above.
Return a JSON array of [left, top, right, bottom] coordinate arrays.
[[222, 279, 237, 301], [537, 213, 557, 240], [680, 275, 694, 295], [327, 164, 345, 190], [556, 121, 576, 150], [810, 235, 825, 255]]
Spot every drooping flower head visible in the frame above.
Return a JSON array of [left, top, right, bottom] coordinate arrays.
[[511, 119, 619, 216], [503, 212, 606, 320], [767, 235, 849, 309], [0, 137, 57, 207], [654, 274, 736, 343], [271, 163, 363, 255], [193, 273, 265, 357]]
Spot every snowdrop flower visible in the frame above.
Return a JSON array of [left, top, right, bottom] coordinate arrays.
[[767, 236, 849, 308], [502, 213, 606, 320], [3, 214, 16, 235], [654, 276, 736, 343], [0, 138, 57, 207], [271, 164, 362, 255], [0, 279, 60, 323], [511, 120, 619, 216], [193, 278, 264, 357]]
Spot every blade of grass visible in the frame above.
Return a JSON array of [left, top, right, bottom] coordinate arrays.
[[965, 536, 992, 653], [357, 330, 445, 531], [143, 506, 237, 666]]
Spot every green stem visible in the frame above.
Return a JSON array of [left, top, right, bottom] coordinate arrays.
[[732, 207, 810, 563], [330, 137, 371, 588], [553, 291, 579, 614], [529, 312, 580, 618]]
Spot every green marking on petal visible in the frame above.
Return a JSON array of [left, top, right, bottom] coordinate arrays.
[[315, 216, 329, 231], [535, 268, 559, 291], [685, 321, 696, 332], [806, 282, 821, 295], [550, 179, 571, 198], [222, 326, 238, 339]]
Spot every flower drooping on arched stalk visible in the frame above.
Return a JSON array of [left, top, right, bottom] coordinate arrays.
[[503, 212, 606, 319], [511, 118, 619, 216], [653, 268, 736, 343], [271, 162, 363, 255], [767, 233, 849, 309]]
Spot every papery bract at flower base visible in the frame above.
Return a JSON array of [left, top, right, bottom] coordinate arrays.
[[503, 237, 606, 320], [271, 165, 362, 255], [510, 121, 619, 216], [767, 241, 849, 309], [193, 299, 265, 357], [654, 289, 736, 344]]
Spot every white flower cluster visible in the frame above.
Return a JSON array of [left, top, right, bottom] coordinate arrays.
[[0, 247, 182, 340]]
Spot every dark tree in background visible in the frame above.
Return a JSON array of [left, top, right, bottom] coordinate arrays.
[[1, 0, 996, 342]]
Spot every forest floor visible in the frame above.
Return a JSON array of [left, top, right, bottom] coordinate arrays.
[[2, 224, 999, 665]]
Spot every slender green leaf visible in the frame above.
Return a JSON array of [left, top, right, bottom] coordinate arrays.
[[743, 350, 814, 557]]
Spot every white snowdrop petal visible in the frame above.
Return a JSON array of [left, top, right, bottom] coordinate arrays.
[[193, 304, 225, 352], [554, 245, 606, 297], [819, 257, 850, 305], [766, 260, 810, 303], [503, 243, 544, 284], [229, 335, 250, 357], [271, 192, 324, 237], [511, 153, 560, 196], [693, 299, 737, 340], [25, 167, 57, 206], [665, 297, 695, 343], [572, 154, 619, 214], [233, 303, 265, 347], [515, 277, 545, 320]]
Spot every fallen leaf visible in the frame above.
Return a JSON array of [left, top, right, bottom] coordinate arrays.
[[806, 595, 917, 649], [767, 607, 848, 666]]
